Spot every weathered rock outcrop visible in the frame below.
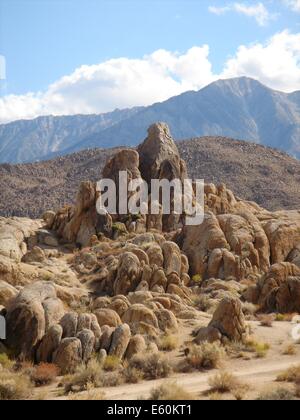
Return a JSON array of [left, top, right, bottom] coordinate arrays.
[[262, 214, 300, 264], [53, 337, 82, 374], [195, 297, 247, 344], [6, 281, 65, 358], [0, 217, 42, 262], [247, 262, 300, 313]]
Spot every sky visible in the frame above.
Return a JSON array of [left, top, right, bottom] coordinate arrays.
[[0, 0, 300, 123]]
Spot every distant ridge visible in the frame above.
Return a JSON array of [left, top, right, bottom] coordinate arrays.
[[0, 135, 299, 218], [0, 77, 300, 164]]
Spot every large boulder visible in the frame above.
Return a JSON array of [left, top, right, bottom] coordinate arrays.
[[36, 324, 63, 363], [179, 213, 229, 278], [108, 324, 131, 359], [53, 181, 98, 246], [217, 212, 270, 273], [125, 334, 146, 359], [137, 123, 188, 231], [0, 217, 41, 262], [162, 241, 182, 277], [6, 281, 64, 359], [0, 281, 18, 307], [102, 149, 142, 214], [53, 338, 83, 374], [256, 262, 300, 312], [22, 246, 46, 264], [122, 304, 159, 329], [77, 329, 95, 362], [60, 312, 78, 338], [155, 308, 178, 332], [202, 297, 248, 343], [138, 122, 187, 186], [99, 325, 115, 352], [113, 252, 142, 295], [94, 308, 122, 328], [263, 215, 300, 264]]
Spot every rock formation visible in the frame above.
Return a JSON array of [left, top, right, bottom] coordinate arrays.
[[1, 122, 300, 377]]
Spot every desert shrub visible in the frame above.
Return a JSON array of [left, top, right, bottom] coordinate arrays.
[[275, 313, 285, 322], [99, 371, 123, 387], [282, 344, 297, 356], [208, 371, 242, 394], [149, 382, 194, 400], [209, 392, 223, 400], [35, 389, 48, 400], [158, 334, 178, 352], [103, 355, 121, 372], [0, 353, 13, 369], [276, 313, 297, 322], [185, 342, 225, 370], [192, 274, 202, 285], [257, 387, 295, 401], [277, 365, 300, 383], [232, 387, 248, 401], [257, 314, 275, 327], [123, 366, 144, 384], [68, 386, 106, 401], [245, 338, 270, 358], [193, 294, 216, 313], [128, 352, 172, 380], [0, 370, 33, 400], [30, 363, 59, 387], [63, 358, 102, 393]]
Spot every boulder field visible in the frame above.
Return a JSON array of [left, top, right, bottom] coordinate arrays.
[[0, 122, 300, 374]]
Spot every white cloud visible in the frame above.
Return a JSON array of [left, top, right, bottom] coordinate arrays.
[[222, 30, 300, 92], [1, 31, 300, 124], [209, 2, 275, 26], [0, 47, 216, 124], [208, 5, 231, 15], [283, 0, 300, 12]]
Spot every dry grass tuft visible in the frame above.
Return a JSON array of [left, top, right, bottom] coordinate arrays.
[[128, 352, 172, 380], [63, 358, 103, 393], [99, 371, 123, 387], [208, 371, 242, 394], [103, 355, 121, 372], [0, 353, 13, 370], [157, 334, 179, 352], [68, 386, 106, 401], [282, 344, 297, 356], [277, 365, 300, 383], [149, 382, 195, 400], [257, 387, 295, 401], [30, 363, 59, 387], [209, 392, 224, 400], [245, 338, 270, 358], [123, 366, 144, 384], [0, 370, 33, 400], [185, 342, 226, 370]]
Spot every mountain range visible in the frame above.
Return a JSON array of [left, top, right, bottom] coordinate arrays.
[[0, 77, 300, 164]]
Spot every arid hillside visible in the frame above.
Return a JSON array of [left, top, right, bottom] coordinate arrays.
[[0, 135, 299, 218]]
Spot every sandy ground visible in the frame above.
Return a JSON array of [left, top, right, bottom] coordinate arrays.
[[38, 318, 300, 401]]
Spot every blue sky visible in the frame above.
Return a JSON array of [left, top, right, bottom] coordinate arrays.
[[0, 0, 300, 122]]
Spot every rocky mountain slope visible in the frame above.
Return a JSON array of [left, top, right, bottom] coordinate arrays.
[[0, 123, 300, 401], [0, 135, 299, 219], [0, 77, 299, 164]]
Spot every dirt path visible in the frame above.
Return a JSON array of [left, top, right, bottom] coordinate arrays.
[[102, 356, 299, 400], [42, 319, 299, 400]]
